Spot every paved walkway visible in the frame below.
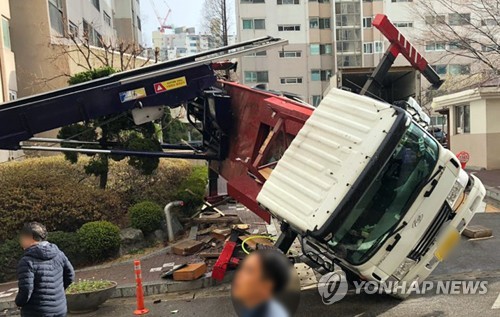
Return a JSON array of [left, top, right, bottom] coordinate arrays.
[[0, 202, 270, 299]]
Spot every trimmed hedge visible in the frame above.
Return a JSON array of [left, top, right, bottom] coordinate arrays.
[[0, 238, 23, 282], [77, 221, 121, 262], [129, 201, 164, 234], [0, 156, 192, 241], [175, 165, 208, 217], [48, 231, 85, 267]]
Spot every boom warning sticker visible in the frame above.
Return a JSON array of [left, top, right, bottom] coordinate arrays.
[[119, 87, 147, 103], [154, 76, 187, 94]]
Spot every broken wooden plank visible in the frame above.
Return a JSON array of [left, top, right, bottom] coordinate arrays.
[[197, 225, 217, 236], [172, 239, 204, 256], [198, 252, 221, 259], [233, 224, 250, 231], [188, 225, 198, 240], [173, 263, 207, 281], [189, 215, 242, 225], [211, 228, 232, 241], [462, 225, 493, 239]]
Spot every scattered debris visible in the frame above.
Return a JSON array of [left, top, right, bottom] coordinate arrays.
[[198, 252, 221, 259], [171, 310, 179, 314], [188, 225, 198, 240], [197, 225, 217, 235], [211, 228, 232, 241], [462, 225, 493, 239], [172, 239, 205, 256], [468, 235, 494, 242], [173, 263, 207, 281], [233, 224, 250, 231], [189, 215, 241, 225], [153, 299, 162, 304], [161, 264, 187, 279], [239, 235, 274, 251]]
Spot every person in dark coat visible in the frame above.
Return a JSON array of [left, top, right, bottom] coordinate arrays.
[[15, 222, 75, 317]]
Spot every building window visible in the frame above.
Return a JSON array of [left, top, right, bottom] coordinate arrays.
[[481, 18, 496, 26], [449, 41, 466, 51], [363, 17, 372, 28], [310, 43, 332, 55], [241, 0, 265, 3], [1, 17, 11, 50], [90, 0, 100, 11], [449, 13, 470, 26], [425, 41, 446, 51], [310, 17, 331, 29], [339, 55, 361, 67], [311, 95, 322, 107], [311, 69, 332, 81], [363, 42, 373, 54], [374, 41, 383, 53], [137, 16, 142, 31], [242, 19, 266, 30], [83, 19, 103, 47], [425, 15, 445, 25], [103, 11, 111, 26], [481, 44, 499, 52], [278, 0, 299, 4], [393, 21, 413, 28], [278, 24, 301, 31], [280, 77, 303, 84], [244, 71, 269, 83], [48, 0, 64, 34], [455, 105, 470, 134], [246, 51, 267, 57], [279, 51, 302, 58], [309, 0, 330, 2], [68, 21, 78, 37], [449, 64, 470, 75], [431, 64, 447, 75]]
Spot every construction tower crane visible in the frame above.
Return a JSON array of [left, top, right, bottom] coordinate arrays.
[[149, 0, 174, 32]]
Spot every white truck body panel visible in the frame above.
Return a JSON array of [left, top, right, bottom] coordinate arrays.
[[257, 88, 398, 232]]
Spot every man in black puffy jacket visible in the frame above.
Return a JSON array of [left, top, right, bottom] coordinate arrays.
[[16, 222, 75, 317]]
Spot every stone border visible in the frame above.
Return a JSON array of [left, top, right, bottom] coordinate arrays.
[[0, 271, 234, 311]]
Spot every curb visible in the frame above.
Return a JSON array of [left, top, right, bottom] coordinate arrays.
[[111, 271, 234, 298], [485, 186, 500, 203], [0, 272, 234, 311]]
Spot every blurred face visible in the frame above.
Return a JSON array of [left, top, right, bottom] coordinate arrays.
[[19, 234, 36, 250], [232, 253, 273, 308]]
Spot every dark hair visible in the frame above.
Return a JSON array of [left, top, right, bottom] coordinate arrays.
[[255, 249, 291, 294], [20, 222, 48, 242]]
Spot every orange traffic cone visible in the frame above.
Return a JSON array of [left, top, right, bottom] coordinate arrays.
[[133, 260, 149, 315]]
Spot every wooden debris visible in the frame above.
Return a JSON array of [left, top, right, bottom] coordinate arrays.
[[199, 236, 214, 245], [462, 225, 493, 239], [233, 224, 250, 231], [189, 215, 241, 225], [188, 226, 198, 240], [198, 252, 221, 259], [173, 263, 207, 281], [211, 228, 232, 241], [197, 225, 217, 235], [172, 239, 204, 256]]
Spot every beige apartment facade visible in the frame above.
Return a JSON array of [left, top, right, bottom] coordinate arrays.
[[433, 83, 500, 170], [236, 0, 477, 106], [0, 0, 20, 162]]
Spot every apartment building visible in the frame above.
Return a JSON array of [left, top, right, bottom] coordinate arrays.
[[152, 27, 236, 61], [0, 0, 20, 162], [114, 0, 143, 44], [236, 0, 474, 106], [9, 0, 143, 99]]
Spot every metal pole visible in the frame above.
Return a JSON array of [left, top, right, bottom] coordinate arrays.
[[164, 201, 184, 242]]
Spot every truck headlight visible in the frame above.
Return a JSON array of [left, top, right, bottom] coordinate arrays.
[[446, 181, 464, 209], [392, 258, 417, 280]]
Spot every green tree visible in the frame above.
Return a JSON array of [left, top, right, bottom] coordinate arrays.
[[58, 67, 162, 189]]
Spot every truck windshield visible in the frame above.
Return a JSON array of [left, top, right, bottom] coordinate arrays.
[[327, 122, 439, 265]]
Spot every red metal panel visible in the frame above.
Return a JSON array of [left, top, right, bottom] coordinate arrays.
[[211, 81, 314, 222]]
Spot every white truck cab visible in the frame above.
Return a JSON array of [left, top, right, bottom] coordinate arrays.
[[257, 88, 485, 295]]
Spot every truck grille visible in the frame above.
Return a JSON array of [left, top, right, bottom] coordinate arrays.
[[408, 203, 454, 261]]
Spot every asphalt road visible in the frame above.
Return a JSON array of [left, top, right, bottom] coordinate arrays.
[[71, 278, 500, 317]]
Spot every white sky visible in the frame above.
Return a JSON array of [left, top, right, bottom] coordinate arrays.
[[140, 0, 236, 47]]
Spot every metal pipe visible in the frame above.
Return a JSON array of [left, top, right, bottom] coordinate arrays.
[[28, 137, 203, 150], [164, 201, 184, 242], [19, 145, 219, 160]]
